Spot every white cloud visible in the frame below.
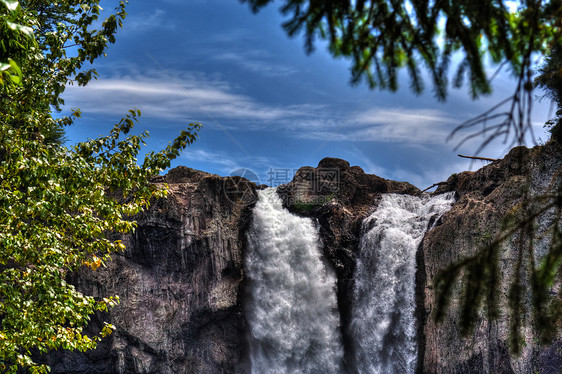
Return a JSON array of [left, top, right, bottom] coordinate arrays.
[[122, 9, 173, 32], [386, 159, 472, 190], [180, 148, 280, 182], [356, 107, 452, 127], [295, 107, 455, 144], [62, 72, 318, 124], [64, 69, 520, 154], [345, 145, 475, 190], [181, 149, 239, 170]]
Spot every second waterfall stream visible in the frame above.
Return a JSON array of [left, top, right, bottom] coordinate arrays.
[[244, 188, 455, 373]]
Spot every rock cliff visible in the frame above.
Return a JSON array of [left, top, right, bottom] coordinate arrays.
[[418, 142, 562, 373], [42, 144, 561, 373], [43, 166, 259, 373]]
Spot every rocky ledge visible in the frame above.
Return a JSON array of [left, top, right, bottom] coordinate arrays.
[[419, 142, 562, 373]]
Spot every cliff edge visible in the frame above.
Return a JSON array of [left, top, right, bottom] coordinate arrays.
[[41, 143, 562, 373]]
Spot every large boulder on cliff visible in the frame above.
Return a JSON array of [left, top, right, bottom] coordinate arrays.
[[277, 156, 420, 275]]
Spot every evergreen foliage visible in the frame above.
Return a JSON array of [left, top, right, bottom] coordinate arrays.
[[242, 0, 562, 150], [242, 0, 560, 99], [536, 45, 562, 142]]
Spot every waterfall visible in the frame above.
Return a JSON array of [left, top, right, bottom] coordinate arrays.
[[245, 188, 344, 374], [351, 193, 455, 374]]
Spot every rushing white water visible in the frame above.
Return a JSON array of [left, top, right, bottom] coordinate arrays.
[[245, 188, 344, 374], [351, 192, 455, 374]]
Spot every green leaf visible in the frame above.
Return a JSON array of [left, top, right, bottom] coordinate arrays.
[[1, 0, 20, 12], [6, 21, 34, 37]]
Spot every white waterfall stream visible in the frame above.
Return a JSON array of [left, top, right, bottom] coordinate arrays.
[[245, 188, 344, 374], [350, 193, 455, 374], [244, 189, 454, 374]]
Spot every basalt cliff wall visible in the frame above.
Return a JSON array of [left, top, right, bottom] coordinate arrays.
[[44, 142, 562, 373]]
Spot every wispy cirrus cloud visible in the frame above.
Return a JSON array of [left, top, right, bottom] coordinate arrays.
[[355, 108, 452, 127], [63, 69, 469, 148], [297, 107, 455, 144], [344, 145, 475, 189], [180, 149, 240, 171], [122, 9, 174, 32], [62, 71, 319, 124], [180, 148, 281, 182]]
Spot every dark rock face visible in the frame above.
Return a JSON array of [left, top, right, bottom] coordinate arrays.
[[44, 167, 259, 373], [418, 142, 562, 374]]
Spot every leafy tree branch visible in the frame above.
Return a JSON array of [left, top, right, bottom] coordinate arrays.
[[0, 1, 202, 372]]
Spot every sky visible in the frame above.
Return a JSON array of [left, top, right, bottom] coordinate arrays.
[[62, 0, 554, 190]]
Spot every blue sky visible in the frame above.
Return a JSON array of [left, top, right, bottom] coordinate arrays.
[[62, 0, 553, 189]]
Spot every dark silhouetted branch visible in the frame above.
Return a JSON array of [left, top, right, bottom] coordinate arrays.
[[458, 154, 498, 162], [422, 182, 448, 193]]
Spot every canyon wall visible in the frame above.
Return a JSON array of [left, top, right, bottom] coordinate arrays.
[[43, 143, 561, 373]]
